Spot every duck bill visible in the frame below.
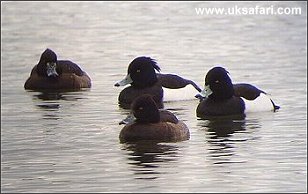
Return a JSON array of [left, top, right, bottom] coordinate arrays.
[[199, 85, 213, 98], [46, 62, 59, 77], [119, 112, 136, 125], [114, 74, 133, 87]]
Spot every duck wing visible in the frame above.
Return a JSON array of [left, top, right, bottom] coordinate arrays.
[[233, 83, 266, 100], [57, 60, 85, 76], [157, 73, 201, 92], [159, 110, 179, 124]]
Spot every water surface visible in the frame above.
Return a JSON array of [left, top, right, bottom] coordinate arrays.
[[1, 1, 307, 193]]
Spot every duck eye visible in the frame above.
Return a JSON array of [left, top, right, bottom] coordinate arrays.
[[215, 80, 220, 83], [138, 106, 143, 110], [136, 69, 141, 73]]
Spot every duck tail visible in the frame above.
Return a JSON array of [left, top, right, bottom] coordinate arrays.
[[270, 99, 280, 112]]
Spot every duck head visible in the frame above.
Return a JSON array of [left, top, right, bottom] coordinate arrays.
[[37, 48, 59, 77], [115, 56, 161, 88]]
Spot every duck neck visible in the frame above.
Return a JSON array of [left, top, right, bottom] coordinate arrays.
[[210, 83, 234, 101], [132, 76, 158, 88]]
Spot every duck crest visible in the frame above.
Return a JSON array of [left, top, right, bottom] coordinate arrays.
[[128, 56, 160, 88]]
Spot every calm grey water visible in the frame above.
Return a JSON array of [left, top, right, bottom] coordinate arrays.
[[1, 1, 307, 193]]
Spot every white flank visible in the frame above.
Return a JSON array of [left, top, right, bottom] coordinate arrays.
[[243, 93, 274, 113], [163, 85, 199, 102]]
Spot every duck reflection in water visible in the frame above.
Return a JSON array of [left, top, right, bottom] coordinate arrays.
[[121, 142, 180, 180], [198, 116, 260, 165], [32, 90, 89, 101], [200, 116, 246, 138], [31, 90, 89, 108], [29, 90, 89, 120], [32, 92, 63, 112]]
